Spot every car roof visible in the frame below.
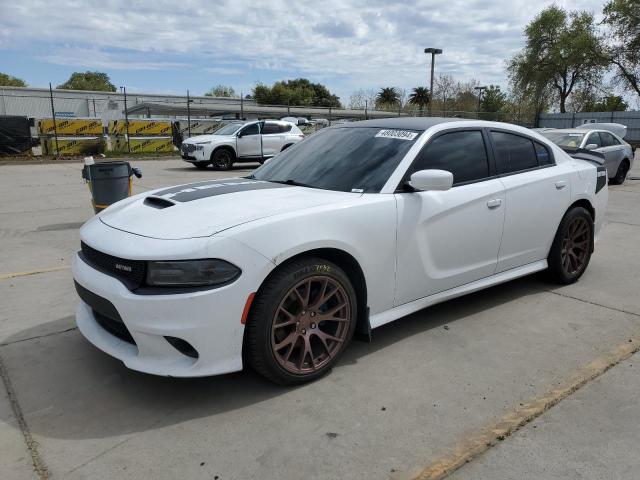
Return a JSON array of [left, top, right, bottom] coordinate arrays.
[[336, 117, 470, 130]]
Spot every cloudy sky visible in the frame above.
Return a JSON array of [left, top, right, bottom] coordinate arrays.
[[0, 0, 606, 102]]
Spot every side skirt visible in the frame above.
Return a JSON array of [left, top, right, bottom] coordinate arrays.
[[369, 260, 548, 329]]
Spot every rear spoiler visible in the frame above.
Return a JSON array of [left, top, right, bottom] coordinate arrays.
[[559, 147, 605, 166]]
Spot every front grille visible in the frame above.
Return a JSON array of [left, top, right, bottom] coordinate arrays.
[[80, 242, 146, 290], [93, 309, 136, 345], [181, 143, 196, 154]]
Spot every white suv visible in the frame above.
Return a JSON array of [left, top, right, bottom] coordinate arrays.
[[180, 120, 304, 170]]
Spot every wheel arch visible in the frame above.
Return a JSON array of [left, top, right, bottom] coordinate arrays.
[[568, 198, 595, 221], [281, 143, 294, 152], [246, 247, 370, 344], [210, 144, 237, 161]]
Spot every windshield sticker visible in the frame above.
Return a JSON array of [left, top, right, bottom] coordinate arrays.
[[375, 129, 418, 141]]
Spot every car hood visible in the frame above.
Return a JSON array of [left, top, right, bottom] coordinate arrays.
[[99, 178, 357, 240], [184, 134, 233, 143]]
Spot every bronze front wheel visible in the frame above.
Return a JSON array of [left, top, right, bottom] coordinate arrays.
[[271, 276, 351, 375], [244, 257, 357, 384]]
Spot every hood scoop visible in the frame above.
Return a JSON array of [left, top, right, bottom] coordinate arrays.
[[143, 196, 176, 209]]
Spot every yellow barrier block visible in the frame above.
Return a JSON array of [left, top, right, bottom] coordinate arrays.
[[108, 120, 172, 136], [111, 136, 176, 153], [38, 118, 103, 136], [42, 136, 105, 155]]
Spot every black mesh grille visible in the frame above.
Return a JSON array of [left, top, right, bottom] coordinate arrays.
[[181, 143, 196, 154], [80, 242, 146, 289]]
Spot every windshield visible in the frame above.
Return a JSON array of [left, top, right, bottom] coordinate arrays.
[[214, 123, 244, 135], [542, 131, 585, 148], [251, 127, 422, 193]]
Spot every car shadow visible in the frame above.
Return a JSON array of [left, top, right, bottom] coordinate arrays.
[[1, 275, 546, 441]]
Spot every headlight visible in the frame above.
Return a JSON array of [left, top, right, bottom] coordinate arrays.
[[195, 145, 204, 150], [146, 259, 241, 287]]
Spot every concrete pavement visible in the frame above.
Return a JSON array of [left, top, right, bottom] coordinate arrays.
[[1, 153, 639, 479]]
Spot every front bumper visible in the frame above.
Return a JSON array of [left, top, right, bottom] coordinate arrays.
[[180, 144, 208, 162], [72, 230, 274, 377]]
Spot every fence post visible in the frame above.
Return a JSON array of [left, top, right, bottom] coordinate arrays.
[[48, 83, 59, 156], [123, 86, 131, 153], [240, 93, 244, 120], [329, 106, 332, 126], [365, 100, 368, 120], [186, 89, 191, 139]]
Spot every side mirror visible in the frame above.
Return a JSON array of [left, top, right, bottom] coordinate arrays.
[[237, 131, 244, 138], [408, 169, 453, 192], [585, 143, 599, 150]]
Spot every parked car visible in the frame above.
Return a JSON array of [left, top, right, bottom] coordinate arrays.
[[180, 120, 304, 170], [541, 128, 633, 184], [73, 118, 607, 384]]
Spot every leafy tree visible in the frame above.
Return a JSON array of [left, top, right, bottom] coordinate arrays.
[[508, 6, 606, 113], [57, 71, 116, 92], [204, 85, 237, 97], [376, 87, 401, 109], [0, 73, 27, 87], [480, 85, 507, 119], [252, 78, 341, 108], [602, 0, 640, 99], [408, 87, 430, 114], [592, 94, 628, 111]]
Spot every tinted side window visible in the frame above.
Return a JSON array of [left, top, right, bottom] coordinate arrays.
[[410, 130, 489, 185], [280, 124, 292, 133], [261, 123, 280, 134], [600, 132, 618, 146], [586, 132, 602, 148], [534, 142, 553, 165], [240, 124, 260, 136], [491, 131, 538, 174]]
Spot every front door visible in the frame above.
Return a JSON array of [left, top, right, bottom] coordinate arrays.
[[236, 123, 262, 158], [394, 129, 505, 305]]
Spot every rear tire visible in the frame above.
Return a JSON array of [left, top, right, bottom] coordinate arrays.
[[610, 160, 629, 185], [244, 257, 357, 385], [211, 149, 234, 171], [547, 206, 593, 284]]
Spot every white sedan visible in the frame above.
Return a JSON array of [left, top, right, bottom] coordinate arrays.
[[541, 127, 633, 184], [73, 118, 608, 384]]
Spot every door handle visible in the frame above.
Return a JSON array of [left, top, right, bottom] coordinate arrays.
[[555, 181, 567, 190], [487, 199, 502, 209]]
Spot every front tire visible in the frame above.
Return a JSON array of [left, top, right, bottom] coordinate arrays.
[[245, 257, 357, 385], [211, 149, 234, 170], [547, 206, 593, 284], [610, 160, 629, 185]]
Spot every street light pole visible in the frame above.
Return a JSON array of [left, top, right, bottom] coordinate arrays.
[[424, 48, 443, 116], [474, 86, 487, 119]]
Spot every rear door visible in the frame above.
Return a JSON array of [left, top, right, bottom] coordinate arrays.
[[260, 122, 284, 157], [491, 130, 571, 273], [394, 129, 506, 305], [236, 123, 262, 158], [599, 131, 625, 176]]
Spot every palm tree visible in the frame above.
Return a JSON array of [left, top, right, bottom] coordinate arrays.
[[408, 87, 430, 115], [376, 87, 400, 110]]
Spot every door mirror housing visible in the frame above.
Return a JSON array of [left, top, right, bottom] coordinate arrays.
[[408, 169, 453, 191], [585, 143, 599, 150]]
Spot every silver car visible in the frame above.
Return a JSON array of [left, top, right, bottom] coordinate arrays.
[[542, 128, 634, 184]]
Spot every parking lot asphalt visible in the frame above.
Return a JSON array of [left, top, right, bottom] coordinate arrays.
[[1, 153, 639, 480]]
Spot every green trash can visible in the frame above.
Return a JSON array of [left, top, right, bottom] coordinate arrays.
[[82, 160, 142, 213]]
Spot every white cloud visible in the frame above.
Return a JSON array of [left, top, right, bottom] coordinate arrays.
[[0, 0, 608, 99]]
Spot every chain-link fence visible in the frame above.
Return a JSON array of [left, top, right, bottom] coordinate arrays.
[[1, 86, 536, 157]]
